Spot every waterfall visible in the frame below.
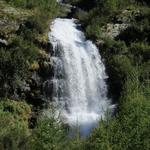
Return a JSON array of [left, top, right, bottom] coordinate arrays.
[[48, 18, 113, 136]]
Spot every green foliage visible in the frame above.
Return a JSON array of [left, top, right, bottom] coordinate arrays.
[[84, 74, 150, 150], [10, 36, 39, 61], [4, 0, 61, 35], [101, 39, 128, 56], [0, 36, 39, 97], [129, 42, 150, 64], [96, 0, 117, 14], [107, 55, 134, 98], [86, 24, 101, 39], [117, 25, 144, 45], [0, 0, 61, 98], [0, 100, 69, 150], [0, 99, 31, 122], [5, 0, 59, 10], [0, 47, 27, 97], [30, 116, 68, 150], [0, 99, 31, 150]]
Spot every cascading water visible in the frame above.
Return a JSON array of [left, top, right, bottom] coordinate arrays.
[[49, 18, 113, 136]]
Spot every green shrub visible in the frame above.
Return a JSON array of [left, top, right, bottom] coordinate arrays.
[[84, 75, 150, 150], [129, 42, 150, 64], [10, 36, 39, 62], [101, 39, 128, 56], [106, 55, 134, 99], [0, 99, 31, 150], [30, 116, 68, 150], [0, 48, 27, 97], [86, 24, 101, 39]]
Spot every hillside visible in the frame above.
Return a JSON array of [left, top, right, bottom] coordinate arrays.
[[0, 0, 150, 149]]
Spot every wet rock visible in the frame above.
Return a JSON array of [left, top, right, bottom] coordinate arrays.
[[31, 72, 42, 87], [21, 80, 31, 92], [38, 59, 53, 78], [43, 80, 53, 98]]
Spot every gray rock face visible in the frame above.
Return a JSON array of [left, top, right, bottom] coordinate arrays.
[[2, 7, 19, 15], [31, 72, 42, 87], [116, 9, 142, 24], [0, 18, 20, 36], [0, 38, 8, 46], [101, 23, 129, 39], [100, 9, 142, 39], [0, 1, 32, 40], [21, 81, 31, 92], [61, 3, 73, 13]]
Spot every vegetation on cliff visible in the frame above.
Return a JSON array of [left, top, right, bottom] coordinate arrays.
[[0, 0, 150, 149], [0, 0, 63, 102], [0, 0, 66, 149]]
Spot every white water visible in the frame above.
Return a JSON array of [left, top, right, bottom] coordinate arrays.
[[49, 18, 113, 136]]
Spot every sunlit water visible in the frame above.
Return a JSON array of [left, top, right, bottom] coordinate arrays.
[[48, 18, 113, 137]]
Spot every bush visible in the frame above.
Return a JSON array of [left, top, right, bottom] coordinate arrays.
[[84, 76, 150, 150], [86, 24, 101, 39], [30, 116, 68, 150], [106, 55, 134, 99], [0, 99, 31, 150], [0, 48, 27, 97], [129, 42, 150, 64], [10, 36, 39, 62], [101, 40, 128, 56], [117, 24, 150, 45]]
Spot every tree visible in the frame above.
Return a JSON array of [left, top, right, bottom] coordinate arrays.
[[30, 115, 68, 150]]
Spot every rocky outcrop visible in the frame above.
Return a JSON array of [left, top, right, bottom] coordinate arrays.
[[114, 9, 142, 24], [0, 38, 8, 46], [0, 1, 32, 43], [100, 9, 142, 39], [101, 23, 129, 39]]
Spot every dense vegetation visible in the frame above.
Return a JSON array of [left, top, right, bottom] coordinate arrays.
[[0, 0, 150, 149], [0, 0, 66, 149], [0, 0, 62, 97]]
